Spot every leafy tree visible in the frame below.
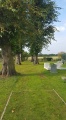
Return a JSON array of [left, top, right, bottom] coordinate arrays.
[[21, 50, 29, 61], [28, 0, 60, 64], [0, 0, 32, 75], [0, 0, 60, 75], [58, 52, 66, 61]]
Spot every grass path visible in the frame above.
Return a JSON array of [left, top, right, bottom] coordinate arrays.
[[0, 61, 66, 120]]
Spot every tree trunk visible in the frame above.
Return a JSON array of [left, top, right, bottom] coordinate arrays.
[[31, 55, 34, 62], [1, 45, 16, 76], [33, 55, 39, 64], [15, 54, 21, 65]]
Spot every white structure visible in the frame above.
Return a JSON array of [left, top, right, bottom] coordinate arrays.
[[44, 61, 66, 70], [55, 61, 63, 69], [55, 61, 66, 70], [44, 63, 51, 70]]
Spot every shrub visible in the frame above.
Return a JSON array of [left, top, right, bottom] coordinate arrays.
[[44, 57, 52, 61]]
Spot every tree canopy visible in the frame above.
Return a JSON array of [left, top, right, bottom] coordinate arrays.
[[0, 0, 60, 75], [26, 0, 60, 63]]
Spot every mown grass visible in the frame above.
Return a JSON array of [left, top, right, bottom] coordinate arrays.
[[62, 62, 66, 67], [0, 61, 66, 120]]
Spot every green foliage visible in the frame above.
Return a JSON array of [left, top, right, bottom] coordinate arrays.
[[44, 57, 52, 61], [0, 0, 60, 62], [61, 53, 66, 60], [0, 0, 33, 48], [0, 49, 2, 58], [21, 50, 29, 61], [28, 0, 60, 56]]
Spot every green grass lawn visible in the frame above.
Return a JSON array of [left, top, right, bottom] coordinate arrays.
[[62, 62, 66, 67], [0, 61, 66, 120]]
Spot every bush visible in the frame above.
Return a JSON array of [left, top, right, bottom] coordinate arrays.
[[44, 57, 52, 61]]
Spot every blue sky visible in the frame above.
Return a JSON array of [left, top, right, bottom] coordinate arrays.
[[42, 0, 66, 54]]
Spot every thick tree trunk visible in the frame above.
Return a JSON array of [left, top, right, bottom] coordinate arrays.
[[15, 54, 21, 65], [33, 55, 39, 64], [1, 45, 16, 76]]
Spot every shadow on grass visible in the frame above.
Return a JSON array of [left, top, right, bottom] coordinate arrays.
[[16, 71, 52, 77], [16, 69, 66, 78], [0, 69, 66, 80]]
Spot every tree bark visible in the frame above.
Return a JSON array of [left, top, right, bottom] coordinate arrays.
[[15, 53, 21, 65], [31, 55, 34, 62], [33, 55, 39, 64], [1, 45, 16, 76]]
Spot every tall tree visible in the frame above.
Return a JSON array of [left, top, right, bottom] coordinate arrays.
[[0, 0, 32, 75], [28, 0, 60, 64], [0, 0, 60, 75]]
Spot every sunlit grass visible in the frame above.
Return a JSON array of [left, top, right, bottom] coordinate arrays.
[[0, 61, 66, 120]]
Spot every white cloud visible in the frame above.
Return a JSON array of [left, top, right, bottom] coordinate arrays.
[[56, 26, 66, 31], [56, 23, 66, 32]]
